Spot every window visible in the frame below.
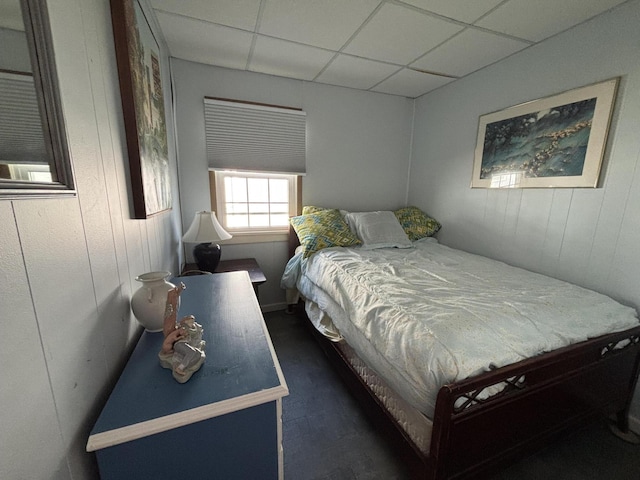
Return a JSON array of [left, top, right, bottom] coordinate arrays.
[[490, 171, 523, 188], [2, 163, 54, 182], [213, 170, 298, 239], [204, 97, 305, 243]]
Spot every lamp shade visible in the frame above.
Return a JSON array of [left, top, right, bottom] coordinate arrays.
[[182, 211, 232, 243], [182, 211, 232, 273]]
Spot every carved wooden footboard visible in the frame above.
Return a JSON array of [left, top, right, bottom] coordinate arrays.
[[300, 303, 640, 479], [429, 326, 640, 479]]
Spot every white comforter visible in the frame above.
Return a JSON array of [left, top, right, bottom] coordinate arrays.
[[287, 239, 639, 417]]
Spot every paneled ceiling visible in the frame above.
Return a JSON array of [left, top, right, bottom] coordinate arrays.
[[152, 0, 626, 98], [0, 1, 629, 98]]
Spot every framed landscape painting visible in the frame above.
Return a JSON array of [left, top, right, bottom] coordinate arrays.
[[110, 0, 171, 218], [471, 78, 618, 189]]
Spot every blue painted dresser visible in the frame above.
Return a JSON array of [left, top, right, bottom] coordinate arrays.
[[87, 272, 288, 479]]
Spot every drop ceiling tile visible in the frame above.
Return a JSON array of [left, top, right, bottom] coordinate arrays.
[[412, 28, 529, 77], [315, 55, 400, 90], [344, 3, 463, 65], [151, 0, 261, 31], [259, 0, 380, 50], [401, 0, 504, 24], [476, 0, 628, 42], [249, 36, 335, 81], [372, 68, 454, 98], [156, 11, 253, 70]]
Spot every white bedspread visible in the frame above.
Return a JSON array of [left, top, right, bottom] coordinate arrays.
[[292, 240, 639, 417]]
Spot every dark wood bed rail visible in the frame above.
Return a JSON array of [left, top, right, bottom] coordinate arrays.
[[300, 310, 431, 477], [288, 224, 300, 259]]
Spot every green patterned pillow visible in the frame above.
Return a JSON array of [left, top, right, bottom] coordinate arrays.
[[394, 206, 441, 241], [301, 205, 329, 215], [291, 209, 361, 258]]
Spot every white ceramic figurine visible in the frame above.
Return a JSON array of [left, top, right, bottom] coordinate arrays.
[[158, 283, 206, 383]]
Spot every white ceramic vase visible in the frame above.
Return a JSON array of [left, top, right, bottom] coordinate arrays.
[[131, 271, 176, 332]]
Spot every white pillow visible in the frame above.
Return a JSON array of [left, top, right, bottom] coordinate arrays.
[[345, 211, 412, 250]]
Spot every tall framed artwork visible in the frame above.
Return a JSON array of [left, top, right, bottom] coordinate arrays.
[[110, 0, 171, 218], [472, 78, 619, 189]]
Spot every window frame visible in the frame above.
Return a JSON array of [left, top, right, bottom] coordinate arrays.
[[211, 169, 299, 244]]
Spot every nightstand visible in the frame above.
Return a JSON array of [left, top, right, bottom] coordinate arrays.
[[183, 257, 266, 298]]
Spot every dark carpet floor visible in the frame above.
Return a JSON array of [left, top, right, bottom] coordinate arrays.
[[264, 309, 640, 480]]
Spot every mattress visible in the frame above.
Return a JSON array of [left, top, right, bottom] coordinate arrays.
[[287, 239, 639, 418], [327, 326, 433, 455]]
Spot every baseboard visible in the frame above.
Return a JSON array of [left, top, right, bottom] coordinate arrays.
[[261, 302, 288, 313]]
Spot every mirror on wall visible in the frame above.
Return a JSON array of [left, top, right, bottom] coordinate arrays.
[[0, 0, 74, 196]]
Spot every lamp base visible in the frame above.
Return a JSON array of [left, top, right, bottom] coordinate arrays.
[[193, 243, 221, 273]]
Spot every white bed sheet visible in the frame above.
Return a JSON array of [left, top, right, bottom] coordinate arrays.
[[292, 240, 639, 418]]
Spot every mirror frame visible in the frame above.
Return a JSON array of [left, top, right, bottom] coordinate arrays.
[[0, 0, 75, 197]]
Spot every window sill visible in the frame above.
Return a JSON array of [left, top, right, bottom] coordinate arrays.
[[223, 231, 289, 245]]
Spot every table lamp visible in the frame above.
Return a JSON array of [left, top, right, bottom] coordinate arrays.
[[182, 211, 232, 272]]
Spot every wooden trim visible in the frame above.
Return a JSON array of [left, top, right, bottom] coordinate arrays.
[[277, 399, 284, 480], [296, 175, 303, 215], [208, 170, 216, 211], [204, 96, 303, 112], [110, 0, 171, 218], [86, 384, 288, 451], [110, 0, 144, 217]]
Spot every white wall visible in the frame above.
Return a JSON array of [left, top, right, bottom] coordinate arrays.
[[409, 0, 640, 421], [171, 59, 413, 309], [0, 0, 182, 478]]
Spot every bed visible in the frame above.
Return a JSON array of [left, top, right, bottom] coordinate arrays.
[[283, 207, 640, 479]]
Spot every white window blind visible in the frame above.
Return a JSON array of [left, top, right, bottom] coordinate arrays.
[[0, 71, 47, 163], [204, 98, 306, 174]]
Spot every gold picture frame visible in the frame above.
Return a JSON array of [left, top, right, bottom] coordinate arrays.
[[472, 78, 618, 189]]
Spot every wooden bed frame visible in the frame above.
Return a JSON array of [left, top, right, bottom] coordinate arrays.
[[288, 228, 640, 479]]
